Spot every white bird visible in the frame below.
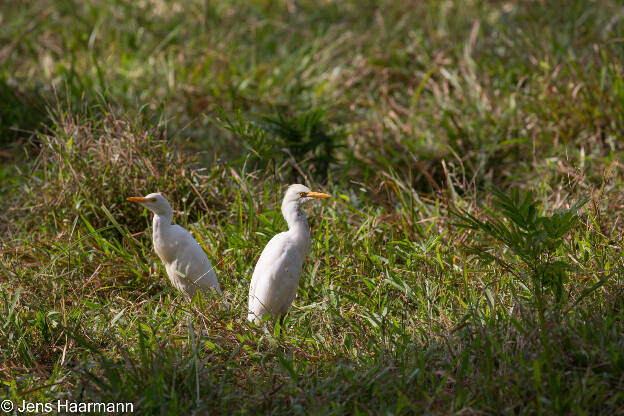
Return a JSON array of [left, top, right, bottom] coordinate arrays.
[[128, 192, 221, 297], [248, 184, 331, 323]]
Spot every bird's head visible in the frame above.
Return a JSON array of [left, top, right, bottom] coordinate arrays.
[[283, 184, 331, 207], [127, 192, 172, 216]]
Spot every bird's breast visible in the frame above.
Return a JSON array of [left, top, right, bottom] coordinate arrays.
[[153, 236, 178, 264]]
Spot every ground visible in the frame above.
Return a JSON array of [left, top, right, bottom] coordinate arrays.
[[1, 0, 623, 414]]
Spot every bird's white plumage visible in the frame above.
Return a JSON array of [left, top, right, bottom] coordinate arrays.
[[248, 184, 330, 323], [248, 232, 305, 319], [129, 192, 221, 297]]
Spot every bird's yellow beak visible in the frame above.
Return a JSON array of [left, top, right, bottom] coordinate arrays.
[[127, 196, 148, 203], [307, 191, 331, 199]]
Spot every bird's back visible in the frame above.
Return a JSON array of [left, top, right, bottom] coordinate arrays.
[[156, 224, 221, 296]]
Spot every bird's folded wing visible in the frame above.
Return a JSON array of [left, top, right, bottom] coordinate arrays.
[[248, 233, 290, 301]]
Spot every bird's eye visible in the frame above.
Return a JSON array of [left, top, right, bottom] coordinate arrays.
[[150, 198, 157, 202], [298, 192, 307, 197]]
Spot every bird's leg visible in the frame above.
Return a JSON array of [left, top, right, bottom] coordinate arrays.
[[273, 314, 284, 337], [272, 315, 283, 337]]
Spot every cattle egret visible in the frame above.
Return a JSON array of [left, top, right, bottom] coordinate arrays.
[[127, 192, 221, 297], [248, 184, 331, 323]]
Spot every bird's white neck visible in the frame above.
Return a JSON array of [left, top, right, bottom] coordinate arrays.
[[152, 211, 173, 237], [283, 204, 311, 249], [151, 211, 175, 263]]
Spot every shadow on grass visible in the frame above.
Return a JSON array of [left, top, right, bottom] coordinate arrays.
[[0, 77, 49, 149], [61, 300, 624, 415]]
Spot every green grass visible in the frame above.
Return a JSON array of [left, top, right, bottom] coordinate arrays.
[[1, 0, 624, 414]]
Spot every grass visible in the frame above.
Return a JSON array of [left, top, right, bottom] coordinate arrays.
[[1, 0, 624, 414]]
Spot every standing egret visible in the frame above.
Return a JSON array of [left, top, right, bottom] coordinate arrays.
[[128, 192, 221, 297], [248, 184, 331, 323]]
